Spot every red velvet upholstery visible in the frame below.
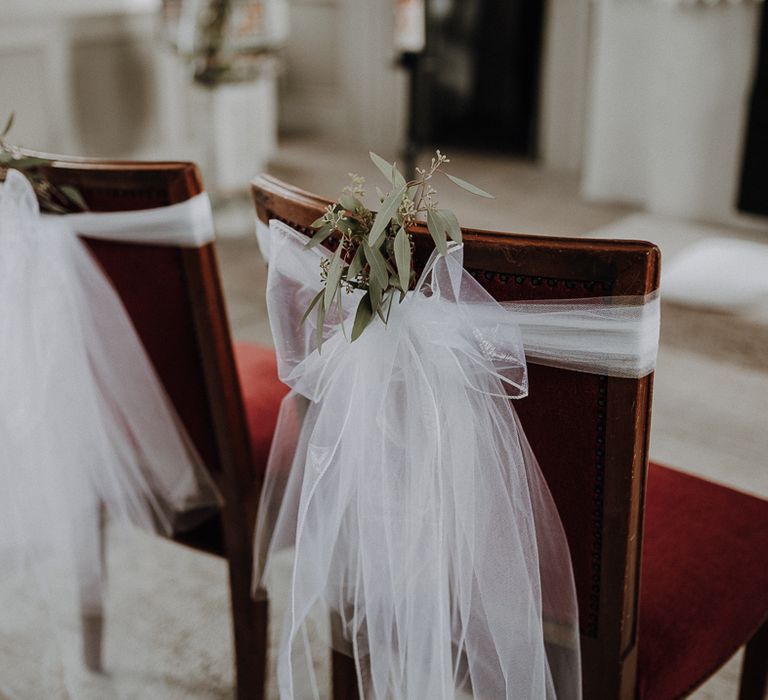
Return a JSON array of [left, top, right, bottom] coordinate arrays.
[[234, 342, 289, 471], [85, 240, 224, 477], [638, 463, 768, 699], [473, 270, 615, 637]]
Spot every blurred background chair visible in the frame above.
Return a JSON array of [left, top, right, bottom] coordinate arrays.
[[37, 155, 287, 699], [252, 174, 768, 700]]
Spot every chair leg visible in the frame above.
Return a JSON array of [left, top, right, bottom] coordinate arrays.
[[77, 502, 106, 672], [738, 619, 768, 700], [332, 649, 360, 700], [231, 591, 269, 700], [81, 613, 104, 672], [220, 493, 269, 700]]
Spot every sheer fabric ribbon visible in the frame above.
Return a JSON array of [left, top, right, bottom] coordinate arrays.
[[255, 219, 660, 379], [254, 219, 661, 699], [59, 190, 215, 247], [0, 171, 217, 696]]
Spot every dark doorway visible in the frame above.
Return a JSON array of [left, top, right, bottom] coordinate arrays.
[[423, 0, 545, 158]]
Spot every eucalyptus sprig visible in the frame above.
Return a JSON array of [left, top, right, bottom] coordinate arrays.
[[305, 150, 493, 347], [0, 113, 88, 214]]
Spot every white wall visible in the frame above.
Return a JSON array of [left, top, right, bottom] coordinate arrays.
[[0, 2, 169, 158], [279, 0, 345, 138], [279, 0, 407, 153], [539, 0, 592, 173], [583, 2, 761, 225]]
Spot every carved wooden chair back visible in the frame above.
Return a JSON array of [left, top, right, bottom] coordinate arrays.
[[252, 174, 660, 699]]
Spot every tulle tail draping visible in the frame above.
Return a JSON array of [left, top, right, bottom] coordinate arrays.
[[255, 221, 583, 699], [0, 170, 218, 697]]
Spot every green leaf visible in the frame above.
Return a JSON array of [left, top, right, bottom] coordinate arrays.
[[59, 185, 88, 211], [336, 285, 348, 341], [347, 245, 364, 280], [339, 194, 363, 212], [362, 240, 389, 289], [300, 289, 324, 326], [39, 200, 68, 214], [445, 173, 494, 199], [324, 244, 344, 309], [315, 295, 326, 353], [305, 223, 334, 249], [369, 274, 382, 315], [370, 151, 395, 183], [368, 151, 405, 189], [391, 162, 406, 189], [375, 289, 390, 322], [311, 214, 326, 228], [2, 112, 14, 138], [368, 184, 406, 246], [439, 209, 462, 243], [394, 226, 411, 292], [385, 290, 397, 320], [351, 293, 373, 341], [7, 156, 48, 169], [1, 114, 12, 138], [338, 215, 365, 236], [427, 210, 449, 256]]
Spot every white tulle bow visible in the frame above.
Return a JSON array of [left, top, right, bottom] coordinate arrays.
[[255, 219, 660, 380], [59, 190, 215, 247], [0, 171, 217, 697], [255, 220, 586, 699]]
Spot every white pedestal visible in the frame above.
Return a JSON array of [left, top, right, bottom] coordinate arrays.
[[188, 75, 278, 196], [0, 2, 280, 196]]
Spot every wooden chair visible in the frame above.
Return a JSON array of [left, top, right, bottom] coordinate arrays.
[[252, 174, 768, 700], [28, 156, 288, 699]]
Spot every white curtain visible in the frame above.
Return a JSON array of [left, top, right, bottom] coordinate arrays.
[[583, 1, 761, 223]]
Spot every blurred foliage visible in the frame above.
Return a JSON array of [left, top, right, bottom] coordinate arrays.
[[167, 0, 280, 86]]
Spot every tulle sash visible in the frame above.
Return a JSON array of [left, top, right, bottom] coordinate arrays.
[[0, 170, 217, 697], [59, 190, 215, 247], [254, 220, 660, 699], [255, 219, 659, 380]]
